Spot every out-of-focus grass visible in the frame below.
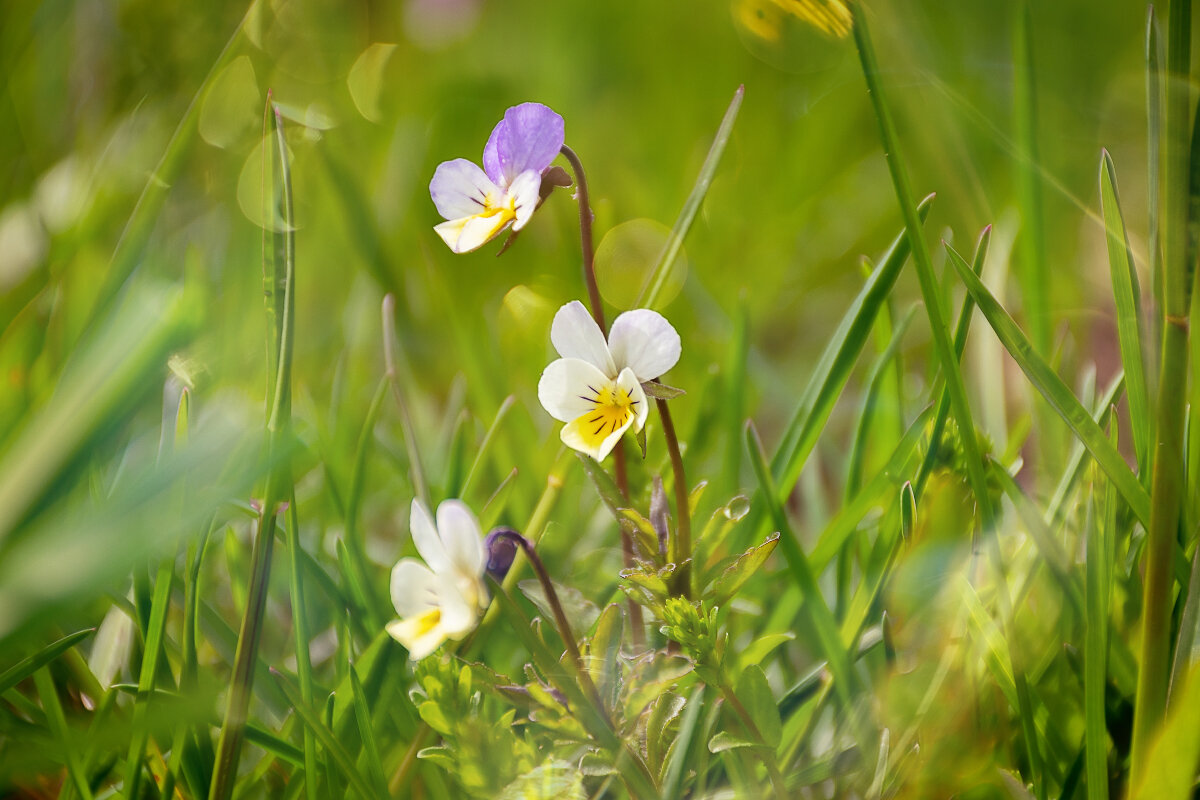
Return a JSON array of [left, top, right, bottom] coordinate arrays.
[[0, 0, 1191, 797]]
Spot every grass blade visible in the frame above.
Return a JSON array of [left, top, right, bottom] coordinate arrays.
[[210, 102, 297, 800], [286, 495, 319, 800], [1013, 0, 1050, 355], [771, 195, 934, 500], [1099, 151, 1151, 474], [349, 662, 388, 797], [271, 670, 377, 800], [943, 243, 1151, 526], [33, 666, 95, 800], [636, 85, 743, 310], [745, 421, 860, 717], [1084, 425, 1117, 800], [850, 4, 995, 533], [0, 628, 95, 696]]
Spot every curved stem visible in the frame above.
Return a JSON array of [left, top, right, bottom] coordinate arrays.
[[657, 397, 692, 598], [559, 144, 605, 332], [490, 531, 598, 701]]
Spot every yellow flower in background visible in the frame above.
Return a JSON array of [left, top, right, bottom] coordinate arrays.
[[733, 0, 852, 42]]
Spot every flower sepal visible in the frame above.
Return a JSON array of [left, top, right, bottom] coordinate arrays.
[[641, 381, 686, 400]]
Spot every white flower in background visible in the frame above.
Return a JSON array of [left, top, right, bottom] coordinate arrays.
[[386, 499, 488, 660], [538, 300, 681, 461]]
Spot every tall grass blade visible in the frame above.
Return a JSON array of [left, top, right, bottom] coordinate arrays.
[[1013, 0, 1050, 355], [1099, 151, 1151, 474], [850, 4, 995, 533], [636, 85, 743, 310], [272, 670, 377, 800], [1084, 425, 1117, 800], [943, 244, 1151, 526], [0, 628, 94, 696], [744, 421, 860, 717], [771, 195, 933, 500], [33, 666, 95, 800], [286, 496, 319, 800], [210, 102, 297, 800]]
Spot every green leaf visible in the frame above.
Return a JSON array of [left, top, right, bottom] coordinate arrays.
[[944, 243, 1151, 526], [1130, 663, 1200, 800], [771, 194, 934, 501], [349, 663, 388, 798], [737, 632, 795, 672], [708, 533, 779, 605], [745, 421, 860, 715], [575, 453, 627, 519], [518, 579, 600, 638], [588, 604, 624, 710], [708, 730, 757, 753], [1099, 150, 1151, 474], [271, 670, 378, 800], [0, 628, 94, 696], [642, 381, 686, 399]]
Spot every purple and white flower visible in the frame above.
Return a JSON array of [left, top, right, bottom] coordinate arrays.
[[537, 301, 682, 461], [430, 102, 565, 253]]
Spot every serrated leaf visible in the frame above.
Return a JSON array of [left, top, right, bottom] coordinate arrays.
[[647, 692, 687, 767], [736, 664, 781, 748], [709, 533, 780, 605]]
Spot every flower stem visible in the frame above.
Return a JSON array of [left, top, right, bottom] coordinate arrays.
[[561, 142, 644, 639], [657, 397, 692, 598], [1131, 0, 1192, 785], [490, 530, 599, 702], [559, 144, 605, 332]]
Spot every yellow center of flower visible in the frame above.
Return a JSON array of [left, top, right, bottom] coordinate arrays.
[[570, 381, 638, 451], [410, 607, 442, 638], [480, 191, 517, 223]]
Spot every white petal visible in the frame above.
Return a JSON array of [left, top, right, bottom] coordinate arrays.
[[435, 579, 477, 639], [608, 309, 681, 381], [390, 558, 439, 618], [434, 213, 512, 254], [509, 169, 542, 231], [616, 368, 649, 433], [410, 499, 451, 574], [538, 357, 612, 422], [429, 159, 499, 220], [386, 616, 446, 661], [435, 500, 485, 579], [550, 300, 616, 374]]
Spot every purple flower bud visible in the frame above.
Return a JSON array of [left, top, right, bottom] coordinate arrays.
[[484, 527, 520, 580]]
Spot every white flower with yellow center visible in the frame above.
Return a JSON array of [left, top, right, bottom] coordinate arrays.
[[538, 300, 681, 461], [386, 499, 488, 661]]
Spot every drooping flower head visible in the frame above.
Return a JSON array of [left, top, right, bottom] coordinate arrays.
[[430, 102, 565, 253], [386, 499, 489, 660], [538, 301, 681, 461]]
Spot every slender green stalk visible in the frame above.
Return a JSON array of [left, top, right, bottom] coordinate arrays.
[[382, 293, 431, 509], [1013, 0, 1049, 356], [210, 104, 297, 800], [122, 554, 176, 798], [850, 2, 995, 534], [34, 667, 94, 800], [657, 398, 692, 597], [1131, 0, 1192, 785], [286, 494, 318, 800]]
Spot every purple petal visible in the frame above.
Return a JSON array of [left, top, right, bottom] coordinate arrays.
[[481, 102, 564, 187]]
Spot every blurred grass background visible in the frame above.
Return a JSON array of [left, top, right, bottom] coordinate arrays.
[[0, 0, 1168, 794]]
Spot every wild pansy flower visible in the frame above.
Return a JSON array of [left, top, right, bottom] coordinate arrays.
[[386, 499, 488, 660], [538, 300, 681, 461], [429, 102, 565, 253]]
